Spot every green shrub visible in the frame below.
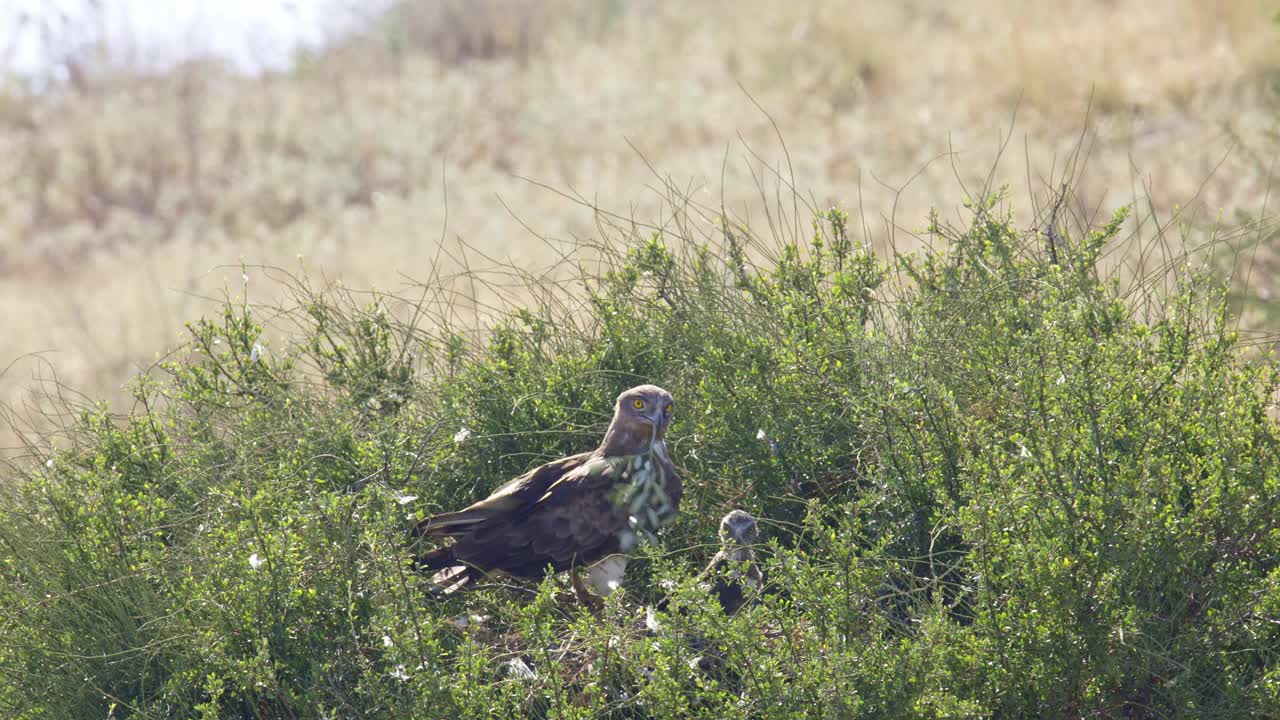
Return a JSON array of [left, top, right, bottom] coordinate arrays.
[[1, 186, 1277, 718]]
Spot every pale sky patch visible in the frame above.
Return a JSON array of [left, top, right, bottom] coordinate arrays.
[[1, 0, 392, 80]]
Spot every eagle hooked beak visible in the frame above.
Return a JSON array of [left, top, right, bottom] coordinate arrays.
[[645, 410, 661, 446]]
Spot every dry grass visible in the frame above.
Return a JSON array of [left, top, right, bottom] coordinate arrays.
[[2, 0, 1280, 453]]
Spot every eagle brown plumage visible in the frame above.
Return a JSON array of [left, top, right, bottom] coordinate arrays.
[[413, 384, 681, 599]]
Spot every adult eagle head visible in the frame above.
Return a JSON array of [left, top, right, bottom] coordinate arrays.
[[413, 384, 681, 603], [600, 383, 675, 456]]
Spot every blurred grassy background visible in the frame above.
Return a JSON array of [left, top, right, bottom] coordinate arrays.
[[2, 0, 1280, 450]]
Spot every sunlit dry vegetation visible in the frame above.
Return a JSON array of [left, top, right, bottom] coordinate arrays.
[[2, 0, 1280, 443]]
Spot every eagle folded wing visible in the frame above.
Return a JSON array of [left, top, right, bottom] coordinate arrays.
[[508, 470, 627, 574], [414, 451, 594, 539], [417, 455, 632, 587]]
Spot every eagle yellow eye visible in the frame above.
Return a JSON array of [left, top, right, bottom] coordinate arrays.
[[632, 398, 646, 410], [664, 403, 672, 414]]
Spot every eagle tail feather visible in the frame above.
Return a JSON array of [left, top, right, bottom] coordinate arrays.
[[415, 508, 492, 537], [415, 544, 455, 572], [428, 565, 474, 595], [415, 546, 481, 596]]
